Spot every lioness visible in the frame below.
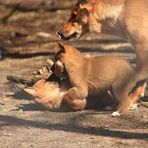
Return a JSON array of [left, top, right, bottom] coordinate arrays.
[[57, 0, 148, 71]]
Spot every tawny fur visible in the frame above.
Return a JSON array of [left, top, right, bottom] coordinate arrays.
[[24, 43, 146, 115], [58, 0, 148, 72], [54, 43, 146, 115], [24, 80, 64, 109]]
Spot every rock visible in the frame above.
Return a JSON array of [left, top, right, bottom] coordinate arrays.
[[36, 32, 51, 38]]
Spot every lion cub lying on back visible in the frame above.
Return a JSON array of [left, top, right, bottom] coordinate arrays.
[[25, 43, 146, 116]]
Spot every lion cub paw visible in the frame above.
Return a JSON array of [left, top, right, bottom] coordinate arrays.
[[130, 103, 138, 110], [112, 111, 120, 117], [67, 87, 78, 97]]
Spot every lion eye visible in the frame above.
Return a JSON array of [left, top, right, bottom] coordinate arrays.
[[71, 13, 77, 19]]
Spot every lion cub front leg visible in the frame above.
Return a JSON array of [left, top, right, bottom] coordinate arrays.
[[63, 87, 87, 111]]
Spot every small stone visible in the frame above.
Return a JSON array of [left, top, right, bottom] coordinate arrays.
[[36, 32, 51, 38]]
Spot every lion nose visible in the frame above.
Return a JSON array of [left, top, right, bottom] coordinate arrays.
[[57, 31, 68, 40]]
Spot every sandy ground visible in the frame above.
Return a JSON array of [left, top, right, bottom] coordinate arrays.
[[0, 1, 148, 147]]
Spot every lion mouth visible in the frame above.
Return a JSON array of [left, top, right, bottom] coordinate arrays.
[[58, 31, 79, 41], [67, 32, 79, 40]]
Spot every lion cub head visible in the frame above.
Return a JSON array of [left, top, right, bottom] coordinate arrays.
[[24, 79, 63, 109]]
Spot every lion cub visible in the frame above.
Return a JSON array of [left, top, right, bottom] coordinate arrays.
[[54, 43, 146, 116], [25, 43, 146, 116]]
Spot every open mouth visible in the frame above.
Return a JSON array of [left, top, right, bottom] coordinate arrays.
[[67, 32, 79, 40], [58, 32, 79, 41]]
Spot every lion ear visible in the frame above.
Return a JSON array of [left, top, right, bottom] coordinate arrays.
[[79, 0, 87, 7], [24, 87, 37, 96], [58, 42, 68, 53], [79, 0, 88, 9]]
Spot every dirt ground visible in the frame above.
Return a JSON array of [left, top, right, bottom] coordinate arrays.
[[0, 1, 148, 148]]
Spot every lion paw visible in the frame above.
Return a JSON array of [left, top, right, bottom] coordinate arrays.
[[112, 111, 120, 117]]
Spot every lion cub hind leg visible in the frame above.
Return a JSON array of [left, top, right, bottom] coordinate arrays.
[[63, 87, 87, 111], [112, 82, 146, 116], [129, 81, 147, 109], [112, 98, 131, 116]]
